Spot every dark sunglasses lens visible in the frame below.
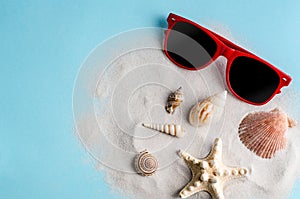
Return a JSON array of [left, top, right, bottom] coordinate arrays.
[[166, 22, 217, 69], [229, 56, 280, 103]]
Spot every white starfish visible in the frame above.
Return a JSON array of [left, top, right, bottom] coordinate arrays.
[[178, 138, 249, 199]]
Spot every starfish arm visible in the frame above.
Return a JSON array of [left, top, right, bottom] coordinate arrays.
[[178, 150, 197, 162], [178, 150, 202, 172], [222, 166, 249, 181], [179, 180, 207, 198], [210, 183, 225, 199], [208, 138, 223, 160]]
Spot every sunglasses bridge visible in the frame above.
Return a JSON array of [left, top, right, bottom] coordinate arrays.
[[220, 45, 236, 59]]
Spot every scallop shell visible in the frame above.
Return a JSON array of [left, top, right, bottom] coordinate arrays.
[[238, 108, 297, 159], [165, 87, 183, 114], [189, 91, 227, 127], [142, 123, 186, 138], [135, 150, 158, 176]]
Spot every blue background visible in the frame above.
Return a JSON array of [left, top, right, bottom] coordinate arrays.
[[1, 1, 299, 198]]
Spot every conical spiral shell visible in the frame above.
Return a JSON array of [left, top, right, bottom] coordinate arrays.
[[135, 151, 158, 176], [165, 87, 183, 114], [189, 91, 227, 127], [142, 123, 186, 138], [238, 108, 296, 159]]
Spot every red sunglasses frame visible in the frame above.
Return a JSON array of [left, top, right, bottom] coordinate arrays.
[[163, 13, 292, 106]]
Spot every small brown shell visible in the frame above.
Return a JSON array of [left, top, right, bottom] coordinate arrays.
[[238, 108, 296, 159], [135, 150, 158, 176], [165, 87, 183, 114]]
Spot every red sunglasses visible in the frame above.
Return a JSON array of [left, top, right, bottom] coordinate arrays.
[[163, 13, 292, 105]]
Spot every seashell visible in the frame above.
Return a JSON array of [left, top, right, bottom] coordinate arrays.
[[189, 91, 227, 127], [165, 87, 183, 114], [142, 123, 186, 138], [135, 150, 158, 176], [238, 107, 297, 159]]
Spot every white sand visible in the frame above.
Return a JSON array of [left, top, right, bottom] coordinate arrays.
[[73, 28, 300, 199]]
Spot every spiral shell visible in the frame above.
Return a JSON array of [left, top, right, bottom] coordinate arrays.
[[189, 91, 227, 127], [142, 123, 186, 138], [135, 150, 158, 176], [238, 107, 297, 159], [165, 87, 183, 114]]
